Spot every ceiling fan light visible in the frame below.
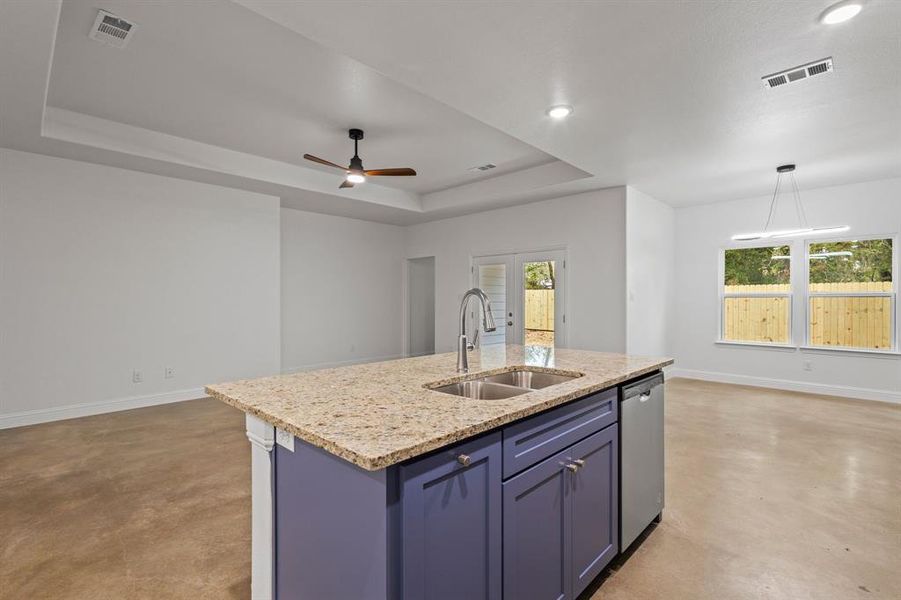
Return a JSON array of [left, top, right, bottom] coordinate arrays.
[[346, 172, 366, 184]]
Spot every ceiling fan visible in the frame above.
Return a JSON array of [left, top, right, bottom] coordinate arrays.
[[303, 128, 416, 189]]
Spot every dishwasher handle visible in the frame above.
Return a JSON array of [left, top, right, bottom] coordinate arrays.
[[622, 372, 664, 401]]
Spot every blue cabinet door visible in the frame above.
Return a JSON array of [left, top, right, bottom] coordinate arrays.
[[570, 425, 619, 598], [400, 432, 502, 600], [503, 447, 572, 600]]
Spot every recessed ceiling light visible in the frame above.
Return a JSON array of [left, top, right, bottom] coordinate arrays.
[[546, 105, 573, 119], [820, 1, 862, 24]]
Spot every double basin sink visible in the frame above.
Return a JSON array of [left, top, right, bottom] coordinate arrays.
[[428, 368, 583, 400]]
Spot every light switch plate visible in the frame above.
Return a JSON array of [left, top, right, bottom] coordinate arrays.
[[275, 428, 294, 452]]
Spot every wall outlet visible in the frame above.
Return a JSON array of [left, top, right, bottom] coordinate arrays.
[[132, 369, 143, 383], [164, 366, 176, 379], [803, 360, 813, 371]]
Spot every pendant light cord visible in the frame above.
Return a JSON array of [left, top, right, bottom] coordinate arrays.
[[763, 170, 810, 234], [790, 172, 810, 229], [763, 172, 782, 233]]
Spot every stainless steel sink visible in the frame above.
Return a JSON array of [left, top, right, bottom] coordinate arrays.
[[430, 380, 530, 400], [428, 368, 583, 399], [479, 370, 580, 390]]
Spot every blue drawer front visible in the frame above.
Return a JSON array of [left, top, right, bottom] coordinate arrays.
[[502, 387, 617, 479]]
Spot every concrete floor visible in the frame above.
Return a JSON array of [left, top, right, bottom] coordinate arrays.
[[1, 379, 899, 599]]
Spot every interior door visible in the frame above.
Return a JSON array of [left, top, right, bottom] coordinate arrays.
[[472, 255, 515, 346]]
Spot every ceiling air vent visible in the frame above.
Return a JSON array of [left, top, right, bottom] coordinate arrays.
[[468, 163, 497, 172], [762, 57, 833, 89], [88, 10, 137, 48]]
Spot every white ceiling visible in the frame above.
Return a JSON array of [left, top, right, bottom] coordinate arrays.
[[239, 0, 901, 207], [1, 1, 899, 224], [47, 0, 562, 196]]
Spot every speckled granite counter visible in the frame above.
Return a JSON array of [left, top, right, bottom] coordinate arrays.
[[206, 345, 672, 471]]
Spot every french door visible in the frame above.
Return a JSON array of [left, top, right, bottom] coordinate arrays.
[[472, 250, 566, 348]]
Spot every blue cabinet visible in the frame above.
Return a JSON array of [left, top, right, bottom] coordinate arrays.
[[503, 425, 618, 600], [570, 425, 618, 598], [503, 445, 572, 600], [398, 391, 622, 600], [399, 431, 502, 600]]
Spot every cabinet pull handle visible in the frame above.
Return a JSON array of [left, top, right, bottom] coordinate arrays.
[[639, 392, 651, 402], [573, 459, 586, 467], [457, 454, 472, 467], [565, 463, 580, 473]]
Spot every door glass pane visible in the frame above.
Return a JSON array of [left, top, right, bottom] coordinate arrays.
[[523, 260, 556, 348], [477, 264, 507, 346]]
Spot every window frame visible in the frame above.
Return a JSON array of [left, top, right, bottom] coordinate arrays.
[[717, 243, 794, 347], [801, 233, 898, 353], [717, 233, 900, 356]]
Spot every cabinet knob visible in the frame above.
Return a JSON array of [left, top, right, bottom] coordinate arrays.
[[573, 459, 586, 467], [457, 454, 472, 467], [565, 463, 580, 473]]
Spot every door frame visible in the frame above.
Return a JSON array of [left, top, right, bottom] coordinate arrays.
[[472, 246, 568, 348]]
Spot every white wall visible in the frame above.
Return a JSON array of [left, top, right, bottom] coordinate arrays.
[[0, 149, 281, 426], [404, 188, 627, 353], [280, 208, 405, 372], [626, 187, 674, 357], [672, 177, 901, 402], [406, 256, 436, 356]]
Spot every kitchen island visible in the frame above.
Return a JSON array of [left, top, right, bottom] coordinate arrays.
[[207, 345, 672, 600]]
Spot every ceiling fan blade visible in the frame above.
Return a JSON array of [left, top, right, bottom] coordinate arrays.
[[304, 154, 347, 170], [339, 180, 354, 189], [363, 168, 417, 177]]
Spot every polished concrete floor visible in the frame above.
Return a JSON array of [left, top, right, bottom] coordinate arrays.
[[1, 379, 899, 599]]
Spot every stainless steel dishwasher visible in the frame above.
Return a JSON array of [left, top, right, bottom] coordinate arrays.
[[620, 372, 665, 551]]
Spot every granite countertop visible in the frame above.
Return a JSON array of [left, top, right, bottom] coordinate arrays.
[[206, 345, 673, 471]]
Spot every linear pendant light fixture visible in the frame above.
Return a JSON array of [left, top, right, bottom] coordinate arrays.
[[731, 164, 849, 241]]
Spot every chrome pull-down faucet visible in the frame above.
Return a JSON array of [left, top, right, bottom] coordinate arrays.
[[457, 288, 497, 373]]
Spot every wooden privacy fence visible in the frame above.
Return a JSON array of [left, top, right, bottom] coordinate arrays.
[[723, 282, 894, 349], [525, 289, 555, 331]]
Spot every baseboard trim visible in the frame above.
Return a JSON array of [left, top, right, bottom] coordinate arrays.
[[281, 354, 405, 375], [668, 368, 901, 405], [0, 387, 207, 429]]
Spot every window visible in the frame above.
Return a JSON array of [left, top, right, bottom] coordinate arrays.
[[807, 238, 895, 350], [721, 245, 792, 344]]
